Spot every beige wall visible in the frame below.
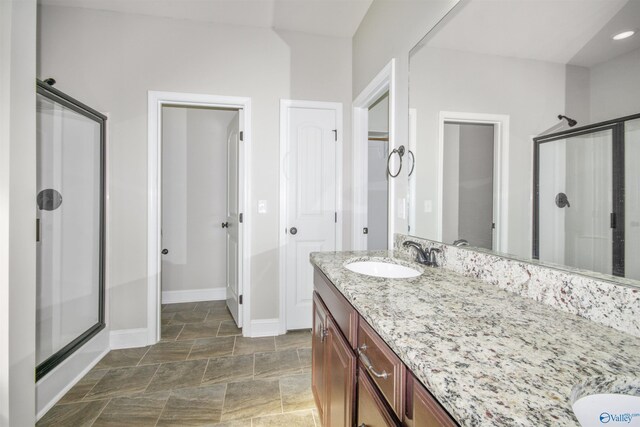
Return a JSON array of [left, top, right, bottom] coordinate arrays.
[[37, 5, 352, 329], [353, 0, 459, 237], [0, 0, 37, 425]]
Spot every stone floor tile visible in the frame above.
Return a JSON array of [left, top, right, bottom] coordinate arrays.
[[95, 347, 149, 369], [162, 302, 198, 313], [146, 359, 208, 393], [85, 365, 159, 400], [220, 379, 281, 421], [202, 354, 253, 385], [252, 410, 316, 427], [58, 368, 108, 404], [178, 321, 223, 340], [188, 336, 235, 360], [217, 320, 242, 337], [161, 324, 184, 341], [275, 330, 312, 351], [297, 348, 312, 369], [254, 349, 302, 379], [233, 337, 275, 356], [170, 310, 208, 325], [36, 399, 109, 427], [280, 373, 314, 412], [92, 391, 169, 426], [139, 340, 194, 365], [157, 384, 226, 426]]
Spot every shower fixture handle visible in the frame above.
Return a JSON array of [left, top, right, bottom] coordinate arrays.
[[161, 249, 169, 255]]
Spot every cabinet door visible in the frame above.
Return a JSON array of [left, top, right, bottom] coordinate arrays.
[[357, 368, 398, 427], [312, 292, 328, 423], [325, 315, 356, 427]]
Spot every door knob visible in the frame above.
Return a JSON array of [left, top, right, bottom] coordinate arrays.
[[221, 222, 229, 228], [161, 249, 169, 255], [290, 227, 297, 235]]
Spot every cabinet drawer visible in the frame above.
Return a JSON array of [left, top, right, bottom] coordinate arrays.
[[357, 368, 399, 427], [313, 268, 358, 348], [357, 319, 405, 420]]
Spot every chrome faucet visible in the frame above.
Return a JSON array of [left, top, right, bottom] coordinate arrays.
[[453, 239, 469, 247], [402, 241, 441, 267]]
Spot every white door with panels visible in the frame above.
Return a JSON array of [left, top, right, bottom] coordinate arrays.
[[226, 111, 243, 327], [284, 105, 339, 330]]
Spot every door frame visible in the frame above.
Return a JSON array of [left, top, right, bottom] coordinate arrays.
[[437, 111, 510, 252], [147, 91, 252, 344], [352, 59, 396, 251], [278, 99, 343, 333]]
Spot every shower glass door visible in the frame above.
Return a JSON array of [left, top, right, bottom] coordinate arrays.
[[36, 81, 106, 380], [534, 120, 626, 278]]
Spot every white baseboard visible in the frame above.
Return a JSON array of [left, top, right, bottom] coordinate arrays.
[[161, 287, 226, 304], [110, 328, 149, 349], [249, 318, 281, 337]]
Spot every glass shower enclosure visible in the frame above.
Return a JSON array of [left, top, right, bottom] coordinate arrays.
[[533, 113, 640, 280], [36, 80, 106, 380]]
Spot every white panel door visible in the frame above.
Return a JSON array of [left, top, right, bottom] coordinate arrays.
[[285, 107, 337, 330], [226, 111, 242, 327]]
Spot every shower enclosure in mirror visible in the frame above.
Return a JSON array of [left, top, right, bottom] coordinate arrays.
[[408, 0, 640, 284], [36, 80, 106, 380]]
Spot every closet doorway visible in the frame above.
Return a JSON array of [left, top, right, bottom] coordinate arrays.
[[367, 93, 390, 250], [148, 92, 252, 343]]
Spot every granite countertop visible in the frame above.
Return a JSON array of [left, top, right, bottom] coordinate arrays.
[[310, 250, 640, 426]]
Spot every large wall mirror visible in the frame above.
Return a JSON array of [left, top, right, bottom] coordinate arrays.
[[408, 0, 640, 283]]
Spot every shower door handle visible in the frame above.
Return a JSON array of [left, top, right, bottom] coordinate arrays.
[[161, 249, 169, 255]]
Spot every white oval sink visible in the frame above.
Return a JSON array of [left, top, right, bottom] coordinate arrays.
[[572, 378, 640, 426], [345, 260, 421, 278]]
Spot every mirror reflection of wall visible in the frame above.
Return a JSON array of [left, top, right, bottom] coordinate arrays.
[[367, 93, 389, 250], [408, 0, 640, 282]]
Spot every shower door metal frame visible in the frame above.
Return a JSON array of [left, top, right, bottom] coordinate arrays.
[[35, 79, 107, 381], [532, 113, 640, 277]]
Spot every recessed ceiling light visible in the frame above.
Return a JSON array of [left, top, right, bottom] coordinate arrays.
[[612, 30, 635, 41]]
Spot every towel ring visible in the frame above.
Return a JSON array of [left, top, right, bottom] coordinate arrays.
[[387, 145, 405, 178], [407, 150, 415, 177]]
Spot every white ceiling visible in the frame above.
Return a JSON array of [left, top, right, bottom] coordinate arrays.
[[38, 0, 373, 38], [426, 0, 639, 67]]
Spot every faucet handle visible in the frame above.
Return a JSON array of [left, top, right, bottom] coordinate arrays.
[[428, 247, 441, 267]]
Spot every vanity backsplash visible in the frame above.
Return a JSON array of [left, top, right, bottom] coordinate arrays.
[[394, 234, 640, 338]]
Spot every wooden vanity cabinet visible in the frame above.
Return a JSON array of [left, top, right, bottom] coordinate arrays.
[[312, 289, 356, 427], [312, 267, 458, 427], [357, 368, 399, 427], [403, 372, 457, 427]]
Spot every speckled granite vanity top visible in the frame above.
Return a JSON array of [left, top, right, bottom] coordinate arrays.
[[310, 251, 640, 426]]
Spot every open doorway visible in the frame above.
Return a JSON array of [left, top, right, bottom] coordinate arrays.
[[148, 92, 251, 344], [367, 93, 389, 250], [441, 121, 495, 250], [161, 105, 243, 338], [352, 59, 396, 250]]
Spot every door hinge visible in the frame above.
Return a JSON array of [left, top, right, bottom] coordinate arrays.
[[492, 222, 496, 230], [363, 227, 368, 235], [332, 129, 337, 141], [239, 213, 243, 223], [240, 131, 244, 141], [36, 218, 40, 242], [611, 212, 617, 229], [239, 295, 243, 304], [335, 212, 337, 223]]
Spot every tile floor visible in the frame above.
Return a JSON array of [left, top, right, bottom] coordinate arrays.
[[38, 300, 317, 426]]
